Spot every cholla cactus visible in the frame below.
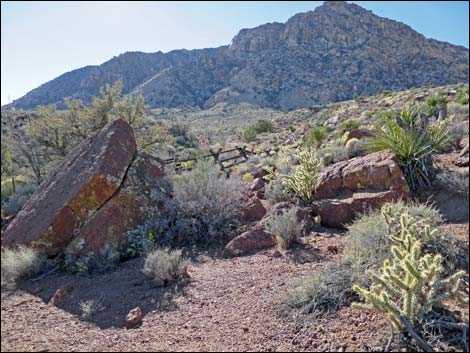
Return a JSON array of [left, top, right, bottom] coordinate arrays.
[[352, 212, 467, 330], [281, 147, 321, 203]]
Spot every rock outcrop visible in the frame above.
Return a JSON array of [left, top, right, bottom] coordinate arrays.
[[2, 119, 166, 258], [312, 151, 410, 228], [225, 202, 312, 256]]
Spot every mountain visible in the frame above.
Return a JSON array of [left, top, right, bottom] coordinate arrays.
[[4, 1, 469, 111]]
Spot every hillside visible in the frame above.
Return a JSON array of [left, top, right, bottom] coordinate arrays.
[[4, 1, 469, 111]]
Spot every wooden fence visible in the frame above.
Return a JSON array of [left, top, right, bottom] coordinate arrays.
[[164, 145, 281, 172]]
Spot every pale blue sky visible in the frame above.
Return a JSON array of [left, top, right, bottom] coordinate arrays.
[[1, 1, 469, 106]]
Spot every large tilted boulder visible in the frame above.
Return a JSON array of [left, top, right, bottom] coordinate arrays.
[[65, 152, 167, 257], [2, 119, 166, 258], [313, 151, 410, 228]]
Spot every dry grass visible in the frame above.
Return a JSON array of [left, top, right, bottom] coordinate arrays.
[[1, 246, 45, 285], [266, 206, 306, 250], [143, 248, 189, 287]]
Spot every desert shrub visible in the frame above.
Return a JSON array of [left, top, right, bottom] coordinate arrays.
[[143, 248, 188, 286], [425, 92, 448, 117], [447, 101, 469, 122], [242, 172, 254, 183], [0, 176, 28, 200], [305, 126, 328, 148], [281, 147, 321, 204], [253, 119, 273, 134], [454, 87, 469, 105], [174, 161, 244, 243], [242, 126, 257, 142], [286, 260, 365, 318], [79, 297, 105, 320], [287, 200, 461, 319], [266, 206, 305, 249], [444, 119, 469, 150], [345, 138, 368, 158], [352, 212, 467, 351], [368, 104, 450, 190], [1, 246, 46, 285], [264, 176, 292, 203], [128, 161, 243, 251], [340, 119, 361, 134], [2, 184, 36, 214], [435, 170, 469, 198], [321, 153, 334, 166], [317, 139, 348, 164]]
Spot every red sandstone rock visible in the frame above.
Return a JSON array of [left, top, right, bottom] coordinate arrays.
[[65, 152, 167, 257], [313, 151, 409, 228], [226, 202, 312, 256], [2, 119, 136, 255], [126, 306, 143, 325], [224, 224, 276, 257], [240, 190, 267, 223]]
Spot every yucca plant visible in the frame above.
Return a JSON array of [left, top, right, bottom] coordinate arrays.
[[368, 105, 450, 190]]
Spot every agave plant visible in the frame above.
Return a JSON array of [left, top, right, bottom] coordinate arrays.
[[368, 105, 450, 191]]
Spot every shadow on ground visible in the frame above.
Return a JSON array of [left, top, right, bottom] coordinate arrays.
[[15, 257, 189, 329]]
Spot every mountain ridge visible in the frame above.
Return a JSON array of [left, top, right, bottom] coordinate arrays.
[[4, 1, 469, 111]]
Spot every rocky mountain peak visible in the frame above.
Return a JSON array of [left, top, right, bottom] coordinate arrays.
[[4, 1, 468, 111]]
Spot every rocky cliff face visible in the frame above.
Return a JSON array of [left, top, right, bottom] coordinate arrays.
[[5, 1, 469, 111]]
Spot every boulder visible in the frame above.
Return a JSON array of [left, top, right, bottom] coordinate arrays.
[[2, 119, 136, 255], [313, 151, 409, 228], [126, 306, 143, 326], [250, 177, 265, 192], [65, 152, 167, 257], [346, 129, 373, 140], [455, 144, 469, 167], [224, 224, 276, 257], [240, 189, 267, 223], [315, 151, 409, 199], [225, 202, 312, 256]]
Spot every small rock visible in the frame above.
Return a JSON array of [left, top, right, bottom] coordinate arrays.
[[327, 245, 339, 254], [49, 288, 65, 305], [126, 306, 143, 326]]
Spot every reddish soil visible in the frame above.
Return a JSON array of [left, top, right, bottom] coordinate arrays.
[[1, 230, 391, 352], [2, 151, 468, 352]]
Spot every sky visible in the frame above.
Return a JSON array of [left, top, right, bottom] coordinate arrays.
[[1, 1, 469, 106]]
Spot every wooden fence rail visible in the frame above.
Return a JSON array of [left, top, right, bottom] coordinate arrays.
[[164, 145, 281, 173]]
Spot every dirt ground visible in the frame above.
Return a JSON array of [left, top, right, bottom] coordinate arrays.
[[1, 230, 393, 352], [1, 153, 468, 352]]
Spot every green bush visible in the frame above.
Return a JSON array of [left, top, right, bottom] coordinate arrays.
[[253, 119, 273, 134], [368, 104, 450, 190], [305, 126, 328, 148], [286, 200, 462, 319], [128, 161, 244, 250], [242, 126, 257, 142], [454, 87, 469, 105], [340, 119, 361, 134]]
